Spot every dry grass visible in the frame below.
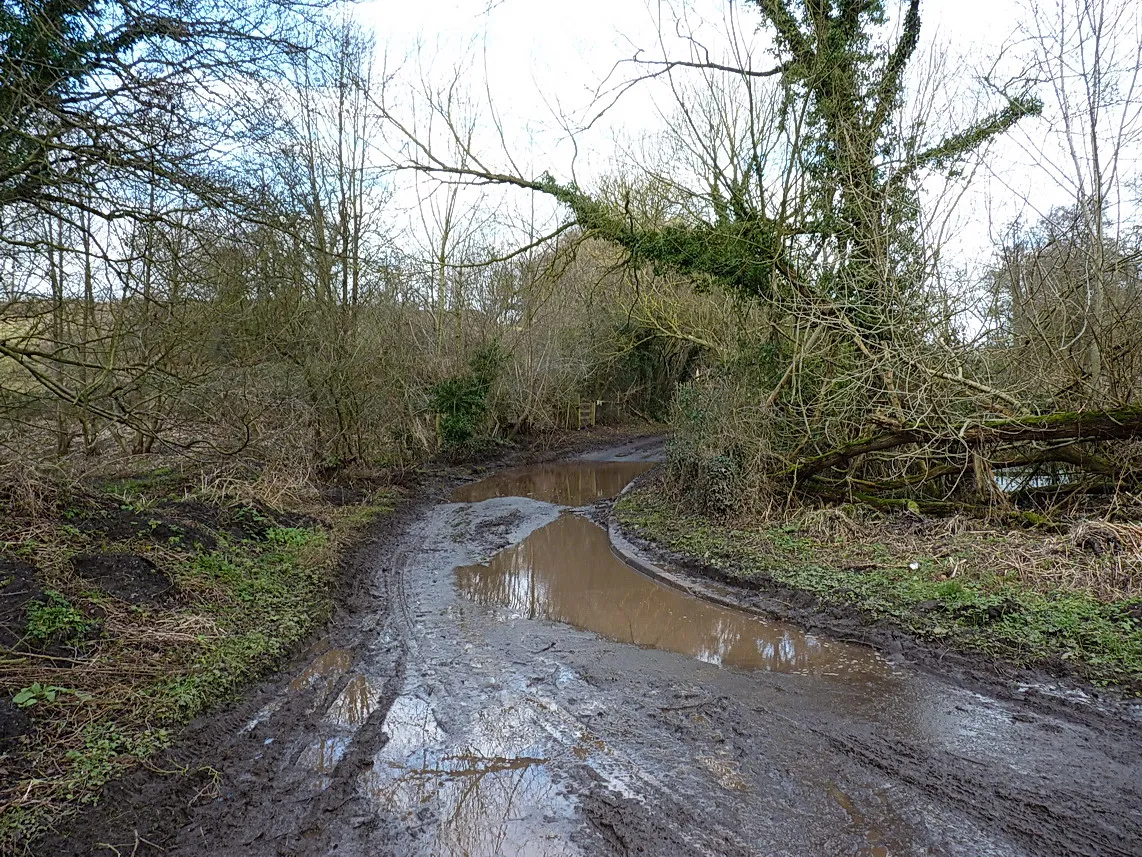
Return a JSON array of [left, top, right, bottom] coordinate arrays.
[[0, 459, 73, 521], [784, 505, 866, 541], [1002, 521, 1142, 601], [196, 463, 322, 513], [782, 505, 1142, 603]]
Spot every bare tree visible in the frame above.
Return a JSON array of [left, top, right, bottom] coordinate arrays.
[[994, 0, 1142, 407]]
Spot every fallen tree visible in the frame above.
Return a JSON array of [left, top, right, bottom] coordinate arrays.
[[788, 407, 1142, 517], [383, 0, 1142, 524]]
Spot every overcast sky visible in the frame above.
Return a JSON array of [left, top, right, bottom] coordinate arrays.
[[355, 0, 1139, 283]]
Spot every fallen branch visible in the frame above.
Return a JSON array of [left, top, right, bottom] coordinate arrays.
[[790, 406, 1142, 482]]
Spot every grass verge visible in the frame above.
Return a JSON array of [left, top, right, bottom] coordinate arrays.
[[615, 480, 1142, 694], [0, 462, 399, 853]]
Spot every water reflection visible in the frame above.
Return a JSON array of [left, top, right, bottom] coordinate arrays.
[[290, 649, 354, 692], [451, 461, 655, 505], [363, 692, 579, 857], [456, 514, 890, 677], [299, 735, 350, 773], [327, 674, 381, 727]]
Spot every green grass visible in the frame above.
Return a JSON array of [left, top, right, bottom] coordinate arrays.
[[62, 722, 171, 804], [24, 591, 97, 645], [98, 465, 184, 502], [148, 525, 332, 720], [616, 488, 1142, 692]]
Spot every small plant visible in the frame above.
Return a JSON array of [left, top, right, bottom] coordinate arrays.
[[13, 538, 38, 558], [25, 591, 96, 645], [768, 525, 813, 555], [63, 722, 169, 802], [234, 505, 267, 522], [117, 497, 152, 513], [936, 580, 966, 599], [12, 683, 73, 708], [265, 526, 322, 548]]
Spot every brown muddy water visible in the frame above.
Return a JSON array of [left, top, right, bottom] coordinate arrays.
[[456, 513, 885, 677], [453, 462, 886, 678], [450, 461, 655, 505]]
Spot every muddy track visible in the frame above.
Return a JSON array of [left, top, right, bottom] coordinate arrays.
[[43, 436, 1142, 857], [35, 472, 428, 856]]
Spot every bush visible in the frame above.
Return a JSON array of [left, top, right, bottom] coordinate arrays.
[[667, 376, 780, 516], [430, 343, 505, 448]]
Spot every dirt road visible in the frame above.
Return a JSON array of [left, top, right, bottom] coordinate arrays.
[[58, 439, 1141, 856]]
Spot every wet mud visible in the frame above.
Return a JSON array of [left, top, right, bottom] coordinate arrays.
[[72, 552, 173, 605], [42, 437, 1142, 857], [0, 558, 40, 650]]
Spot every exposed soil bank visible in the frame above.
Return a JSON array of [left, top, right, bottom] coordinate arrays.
[[19, 431, 1142, 857], [0, 469, 379, 851]]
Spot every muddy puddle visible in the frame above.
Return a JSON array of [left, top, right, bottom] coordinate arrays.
[[451, 461, 655, 505], [362, 690, 583, 856], [456, 513, 888, 676], [289, 649, 354, 691]]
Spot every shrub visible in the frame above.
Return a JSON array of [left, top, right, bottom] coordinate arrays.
[[430, 343, 505, 448], [667, 375, 781, 516]]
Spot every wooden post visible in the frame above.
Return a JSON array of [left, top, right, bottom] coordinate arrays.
[[577, 399, 595, 429]]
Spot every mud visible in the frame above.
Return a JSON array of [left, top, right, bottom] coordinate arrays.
[[68, 496, 314, 554], [0, 698, 29, 753], [42, 435, 1142, 857], [0, 558, 40, 650], [70, 502, 212, 549], [72, 553, 173, 605]]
